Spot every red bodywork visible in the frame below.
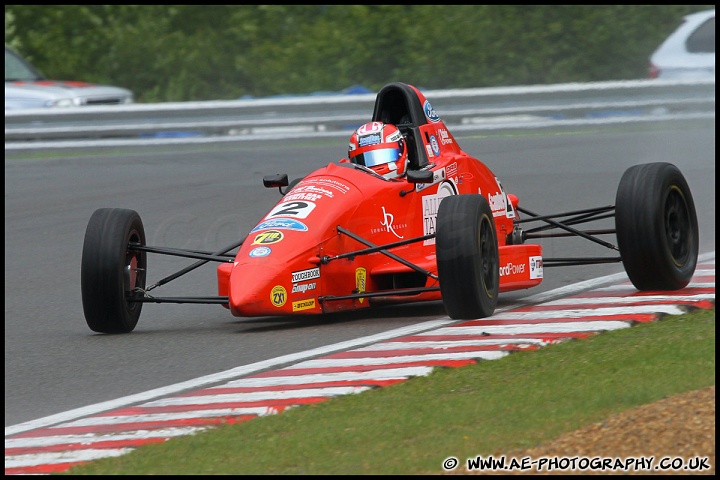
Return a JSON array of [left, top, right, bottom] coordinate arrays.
[[217, 84, 543, 317]]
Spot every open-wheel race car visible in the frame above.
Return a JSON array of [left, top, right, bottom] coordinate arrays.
[[81, 82, 700, 333]]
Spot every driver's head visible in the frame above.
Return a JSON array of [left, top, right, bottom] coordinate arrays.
[[348, 122, 408, 179]]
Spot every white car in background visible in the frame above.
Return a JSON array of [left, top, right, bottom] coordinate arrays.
[[5, 45, 134, 109], [649, 9, 715, 80]]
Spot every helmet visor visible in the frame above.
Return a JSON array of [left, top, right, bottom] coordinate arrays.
[[352, 146, 403, 168]]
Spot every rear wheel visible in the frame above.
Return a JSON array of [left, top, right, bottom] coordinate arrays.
[[81, 208, 147, 333], [615, 162, 698, 290], [436, 194, 499, 319]]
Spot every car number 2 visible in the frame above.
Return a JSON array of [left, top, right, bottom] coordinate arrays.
[[265, 201, 316, 219]]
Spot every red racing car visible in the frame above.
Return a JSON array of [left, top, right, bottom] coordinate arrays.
[[80, 82, 700, 333]]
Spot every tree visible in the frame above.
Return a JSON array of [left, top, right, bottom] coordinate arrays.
[[4, 5, 713, 102]]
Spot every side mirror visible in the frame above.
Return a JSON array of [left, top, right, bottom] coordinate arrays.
[[407, 170, 434, 184], [263, 174, 289, 188], [263, 174, 289, 195], [400, 169, 435, 197]]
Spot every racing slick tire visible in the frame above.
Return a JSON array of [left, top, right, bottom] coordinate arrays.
[[81, 208, 147, 333], [615, 162, 698, 291], [436, 194, 499, 319]]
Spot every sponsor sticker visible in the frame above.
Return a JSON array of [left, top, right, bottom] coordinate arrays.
[[422, 182, 456, 245], [424, 100, 440, 122], [291, 267, 320, 283], [249, 246, 272, 257], [530, 256, 544, 279], [359, 134, 381, 146], [499, 262, 526, 277], [292, 282, 316, 294], [251, 218, 308, 233], [370, 206, 407, 238], [425, 144, 434, 158], [488, 191, 506, 217], [284, 184, 339, 202], [489, 177, 515, 219], [292, 298, 316, 312], [355, 267, 366, 304], [252, 230, 284, 245], [301, 178, 350, 194], [438, 128, 453, 145], [429, 135, 440, 156], [271, 285, 287, 307], [386, 129, 403, 143]]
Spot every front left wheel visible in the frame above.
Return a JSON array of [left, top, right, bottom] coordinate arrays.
[[81, 208, 147, 333], [615, 162, 698, 290], [436, 194, 499, 319]]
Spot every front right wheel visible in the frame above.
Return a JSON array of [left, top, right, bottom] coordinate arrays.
[[436, 194, 499, 319], [81, 208, 147, 333], [615, 162, 698, 290]]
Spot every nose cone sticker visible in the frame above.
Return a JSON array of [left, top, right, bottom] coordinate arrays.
[[253, 230, 284, 245], [271, 285, 287, 307], [251, 218, 308, 232], [249, 246, 272, 257]]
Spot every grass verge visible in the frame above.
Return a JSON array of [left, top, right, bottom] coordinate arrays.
[[65, 308, 715, 475]]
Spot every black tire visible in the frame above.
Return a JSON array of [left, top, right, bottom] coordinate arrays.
[[81, 208, 147, 333], [615, 162, 698, 290], [436, 194, 499, 319]]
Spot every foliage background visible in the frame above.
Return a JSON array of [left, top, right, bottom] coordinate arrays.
[[4, 5, 714, 103]]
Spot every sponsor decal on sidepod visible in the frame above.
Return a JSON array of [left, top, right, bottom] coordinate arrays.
[[499, 262, 526, 277], [530, 256, 544, 279], [291, 282, 316, 294], [355, 267, 366, 304], [270, 285, 287, 307], [292, 298, 316, 311], [291, 267, 321, 283]]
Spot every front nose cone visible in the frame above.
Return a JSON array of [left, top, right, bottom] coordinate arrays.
[[228, 262, 290, 317]]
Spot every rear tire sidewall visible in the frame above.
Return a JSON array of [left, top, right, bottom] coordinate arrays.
[[436, 194, 499, 319], [81, 208, 146, 333], [615, 162, 698, 290]]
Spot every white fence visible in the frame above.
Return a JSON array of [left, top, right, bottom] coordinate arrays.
[[5, 78, 715, 149]]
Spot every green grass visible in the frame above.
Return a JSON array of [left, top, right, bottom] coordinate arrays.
[[64, 308, 715, 475]]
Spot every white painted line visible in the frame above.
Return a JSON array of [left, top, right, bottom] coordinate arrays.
[[54, 407, 285, 428], [217, 367, 434, 388], [542, 294, 715, 305], [142, 386, 371, 408], [426, 321, 632, 336], [285, 351, 509, 369], [479, 305, 688, 319], [5, 427, 209, 449], [595, 281, 715, 292], [355, 339, 556, 350], [5, 448, 133, 468]]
